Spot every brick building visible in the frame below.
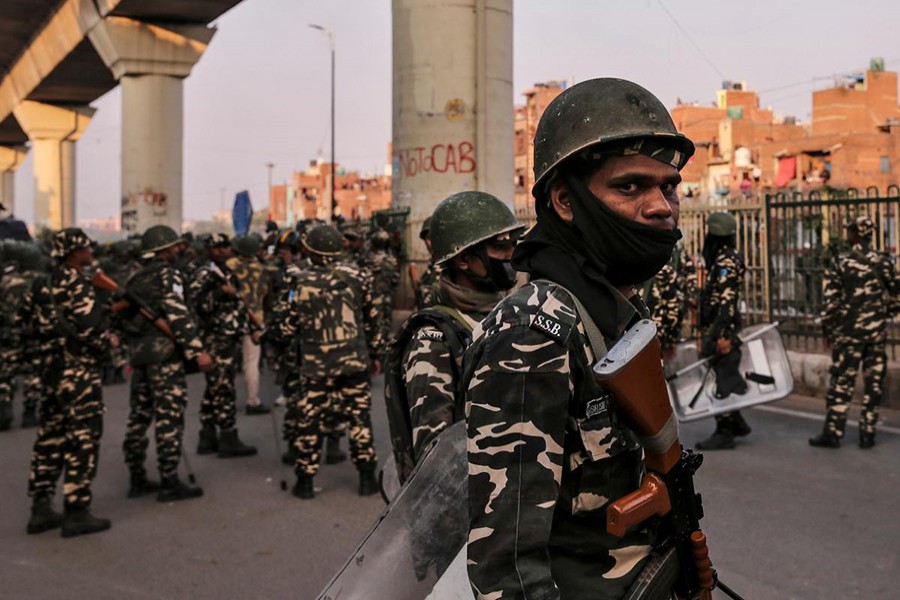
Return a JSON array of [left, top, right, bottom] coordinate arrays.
[[514, 81, 566, 212], [673, 62, 900, 200], [268, 157, 392, 227]]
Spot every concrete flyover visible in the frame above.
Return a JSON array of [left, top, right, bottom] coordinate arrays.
[[0, 0, 244, 232]]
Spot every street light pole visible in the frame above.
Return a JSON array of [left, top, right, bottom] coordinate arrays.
[[310, 24, 336, 223], [265, 161, 274, 223]]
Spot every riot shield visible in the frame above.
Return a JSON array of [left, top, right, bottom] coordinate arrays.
[[318, 421, 468, 600], [668, 323, 793, 422]]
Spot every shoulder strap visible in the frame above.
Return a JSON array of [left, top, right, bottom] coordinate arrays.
[[534, 279, 608, 359]]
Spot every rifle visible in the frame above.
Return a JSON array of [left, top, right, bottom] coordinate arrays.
[[92, 270, 177, 341], [593, 319, 743, 600], [208, 262, 264, 335]]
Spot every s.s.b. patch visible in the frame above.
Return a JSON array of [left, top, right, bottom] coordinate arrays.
[[530, 310, 572, 344], [415, 327, 445, 343]]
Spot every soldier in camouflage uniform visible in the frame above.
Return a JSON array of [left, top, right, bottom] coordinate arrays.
[[694, 212, 751, 451], [464, 78, 695, 599], [228, 234, 272, 415], [387, 192, 522, 483], [265, 231, 305, 459], [269, 224, 384, 499], [643, 241, 698, 356], [0, 242, 44, 430], [189, 233, 259, 458], [121, 225, 212, 502], [811, 216, 900, 449], [25, 229, 115, 537]]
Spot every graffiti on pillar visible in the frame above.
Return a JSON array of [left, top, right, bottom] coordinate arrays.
[[121, 190, 168, 232], [393, 141, 476, 179]]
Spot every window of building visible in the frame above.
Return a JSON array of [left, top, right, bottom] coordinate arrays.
[[880, 156, 890, 173]]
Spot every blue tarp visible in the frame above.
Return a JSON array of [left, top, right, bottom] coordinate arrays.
[[232, 190, 253, 235]]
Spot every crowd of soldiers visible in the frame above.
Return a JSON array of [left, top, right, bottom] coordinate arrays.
[[2, 76, 896, 599], [0, 218, 399, 537]]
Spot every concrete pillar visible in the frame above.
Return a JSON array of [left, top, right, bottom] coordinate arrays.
[[0, 145, 27, 217], [392, 0, 513, 260], [12, 102, 94, 230], [89, 17, 214, 233]]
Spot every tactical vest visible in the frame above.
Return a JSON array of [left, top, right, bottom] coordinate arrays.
[[385, 305, 473, 485]]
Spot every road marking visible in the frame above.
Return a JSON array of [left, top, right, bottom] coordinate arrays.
[[753, 405, 900, 435]]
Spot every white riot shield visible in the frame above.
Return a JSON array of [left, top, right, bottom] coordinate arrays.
[[667, 323, 793, 422], [318, 422, 468, 600]]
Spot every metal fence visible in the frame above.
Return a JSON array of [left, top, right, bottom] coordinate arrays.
[[514, 188, 900, 356]]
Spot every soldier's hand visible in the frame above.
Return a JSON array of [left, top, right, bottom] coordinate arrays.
[[109, 333, 120, 349], [370, 359, 382, 378], [716, 338, 732, 355], [251, 331, 263, 345], [196, 352, 214, 372], [823, 337, 832, 352], [221, 284, 238, 297]]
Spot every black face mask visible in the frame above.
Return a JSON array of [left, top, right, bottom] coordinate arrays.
[[462, 244, 517, 293], [566, 174, 681, 285]]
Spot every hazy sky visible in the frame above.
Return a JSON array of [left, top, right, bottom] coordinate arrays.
[[12, 0, 900, 226]]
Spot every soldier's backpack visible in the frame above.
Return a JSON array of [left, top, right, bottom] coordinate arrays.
[[384, 305, 473, 485]]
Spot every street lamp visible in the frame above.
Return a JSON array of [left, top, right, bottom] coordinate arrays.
[[309, 24, 336, 223]]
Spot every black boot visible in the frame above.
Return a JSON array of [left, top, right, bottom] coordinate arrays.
[[26, 497, 63, 535], [696, 429, 736, 450], [728, 413, 752, 437], [358, 466, 379, 497], [245, 404, 271, 415], [127, 471, 161, 498], [292, 475, 315, 500], [197, 425, 218, 455], [325, 433, 347, 465], [809, 431, 841, 449], [61, 507, 111, 538], [21, 408, 39, 429], [157, 477, 204, 502], [281, 447, 298, 465], [217, 428, 257, 458], [859, 431, 876, 449], [0, 403, 12, 431]]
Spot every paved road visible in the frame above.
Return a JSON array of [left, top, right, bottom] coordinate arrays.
[[1, 372, 898, 599]]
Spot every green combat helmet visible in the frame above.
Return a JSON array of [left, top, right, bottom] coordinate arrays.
[[707, 212, 737, 237], [532, 78, 695, 197], [232, 234, 262, 258], [142, 225, 182, 254], [303, 224, 345, 257], [419, 217, 432, 241], [16, 243, 45, 271], [429, 191, 524, 265]]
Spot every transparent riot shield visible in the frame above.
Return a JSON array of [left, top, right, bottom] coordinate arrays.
[[318, 421, 468, 600], [667, 323, 793, 422]]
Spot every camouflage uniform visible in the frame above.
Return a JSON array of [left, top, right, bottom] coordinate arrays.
[[270, 256, 383, 478], [27, 262, 112, 510], [643, 257, 681, 350], [696, 244, 750, 449], [820, 236, 900, 440], [399, 280, 487, 463], [189, 259, 254, 433], [418, 261, 443, 309], [0, 263, 43, 428], [465, 281, 652, 599], [267, 257, 305, 446], [360, 244, 399, 351], [122, 258, 205, 482]]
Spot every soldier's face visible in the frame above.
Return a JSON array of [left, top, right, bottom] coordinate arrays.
[[585, 154, 681, 231]]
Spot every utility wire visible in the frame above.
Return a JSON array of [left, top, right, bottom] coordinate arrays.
[[657, 0, 727, 81]]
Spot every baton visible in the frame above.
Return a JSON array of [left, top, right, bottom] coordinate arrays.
[[666, 321, 781, 383]]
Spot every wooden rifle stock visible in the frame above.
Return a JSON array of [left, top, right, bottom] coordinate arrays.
[[593, 319, 716, 599], [92, 270, 177, 341]]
